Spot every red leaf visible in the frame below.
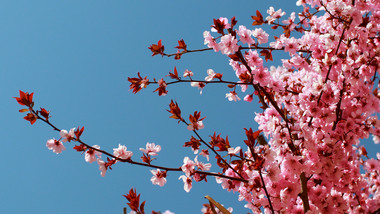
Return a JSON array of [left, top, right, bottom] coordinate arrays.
[[211, 18, 226, 34], [231, 16, 237, 28], [184, 136, 201, 151], [167, 66, 180, 80], [260, 49, 273, 62], [167, 100, 182, 121], [128, 72, 149, 94], [153, 79, 168, 96], [14, 90, 34, 108], [75, 126, 85, 139], [73, 144, 87, 152], [251, 10, 264, 26], [214, 73, 223, 81], [105, 157, 117, 170], [148, 40, 165, 56], [175, 39, 187, 51], [24, 113, 37, 125], [38, 108, 50, 120]]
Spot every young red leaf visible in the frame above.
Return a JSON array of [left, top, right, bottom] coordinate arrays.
[[260, 49, 273, 62], [167, 66, 180, 80], [175, 39, 187, 51], [148, 40, 165, 56], [24, 113, 37, 125], [14, 90, 34, 108], [73, 144, 87, 152], [74, 126, 85, 139], [211, 18, 226, 34], [167, 100, 182, 121], [128, 72, 149, 94], [251, 10, 264, 26], [38, 108, 50, 120]]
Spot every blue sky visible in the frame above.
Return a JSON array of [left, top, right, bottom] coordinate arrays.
[[1, 1, 379, 213]]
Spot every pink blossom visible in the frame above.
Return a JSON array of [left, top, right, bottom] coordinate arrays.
[[199, 149, 210, 161], [113, 144, 133, 160], [183, 69, 193, 77], [181, 157, 195, 176], [252, 28, 269, 44], [140, 142, 161, 156], [85, 145, 101, 163], [266, 7, 286, 24], [228, 146, 241, 155], [150, 169, 167, 187], [162, 211, 174, 214], [226, 91, 240, 102], [282, 12, 296, 31], [187, 121, 204, 131], [60, 128, 75, 142], [178, 175, 192, 192], [97, 158, 107, 177], [244, 94, 253, 102], [203, 31, 219, 52], [204, 69, 215, 81], [219, 34, 239, 55], [237, 25, 255, 45], [194, 156, 211, 171], [46, 139, 66, 154], [190, 82, 205, 94], [284, 37, 298, 55]]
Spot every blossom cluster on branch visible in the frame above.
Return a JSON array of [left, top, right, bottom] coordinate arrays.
[[16, 0, 380, 213]]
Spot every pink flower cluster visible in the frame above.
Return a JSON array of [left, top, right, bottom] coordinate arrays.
[[200, 1, 380, 213]]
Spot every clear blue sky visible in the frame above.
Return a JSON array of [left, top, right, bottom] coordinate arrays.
[[1, 1, 379, 213]]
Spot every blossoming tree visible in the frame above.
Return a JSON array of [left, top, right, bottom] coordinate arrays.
[[15, 0, 380, 213]]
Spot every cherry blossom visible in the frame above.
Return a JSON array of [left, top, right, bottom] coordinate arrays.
[[139, 142, 161, 156], [204, 69, 216, 81], [225, 91, 240, 102], [60, 128, 75, 142], [113, 144, 133, 160], [97, 158, 107, 177], [219, 34, 239, 55], [237, 25, 255, 45], [85, 145, 101, 163], [203, 31, 219, 52], [266, 7, 285, 24], [181, 157, 195, 177], [150, 169, 167, 187], [251, 28, 268, 44], [227, 146, 241, 155], [178, 175, 192, 192], [243, 94, 253, 102], [46, 139, 65, 154], [183, 69, 193, 77], [187, 120, 204, 131], [194, 156, 211, 171]]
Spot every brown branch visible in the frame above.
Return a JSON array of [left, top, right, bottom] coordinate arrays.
[[259, 170, 275, 214], [149, 79, 253, 86], [161, 45, 311, 58], [299, 172, 310, 212], [30, 109, 248, 183]]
